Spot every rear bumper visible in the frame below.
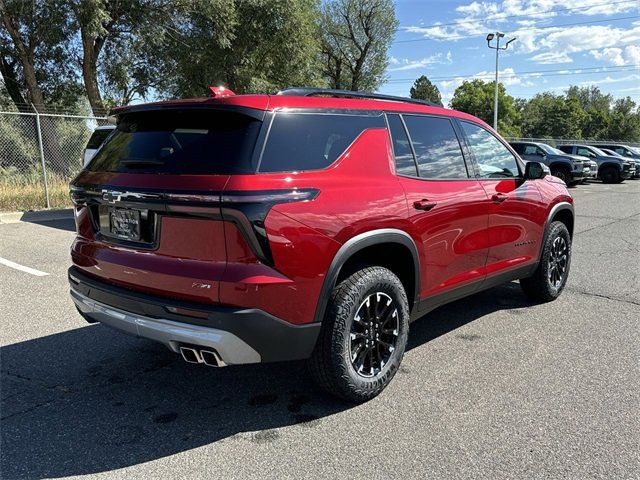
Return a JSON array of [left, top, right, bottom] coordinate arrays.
[[69, 267, 320, 365]]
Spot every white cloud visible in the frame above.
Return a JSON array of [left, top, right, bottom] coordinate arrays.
[[388, 52, 453, 72], [530, 51, 573, 64], [439, 67, 524, 91], [590, 45, 640, 66], [401, 0, 639, 43], [389, 56, 400, 65]]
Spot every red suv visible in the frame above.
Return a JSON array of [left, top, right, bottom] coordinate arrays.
[[69, 88, 574, 402]]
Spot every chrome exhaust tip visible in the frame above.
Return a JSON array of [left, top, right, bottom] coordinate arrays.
[[200, 349, 227, 367], [179, 346, 202, 364]]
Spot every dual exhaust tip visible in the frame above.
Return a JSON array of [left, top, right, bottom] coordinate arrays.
[[179, 346, 226, 367]]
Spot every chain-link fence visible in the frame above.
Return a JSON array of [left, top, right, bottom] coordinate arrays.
[[0, 110, 109, 210]]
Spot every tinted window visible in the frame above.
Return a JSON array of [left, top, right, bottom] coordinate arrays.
[[259, 113, 384, 173], [403, 116, 468, 179], [460, 121, 519, 178], [576, 147, 595, 157], [87, 110, 261, 174], [557, 145, 572, 154], [86, 128, 113, 149], [387, 114, 417, 176], [523, 145, 541, 155], [510, 143, 524, 154]]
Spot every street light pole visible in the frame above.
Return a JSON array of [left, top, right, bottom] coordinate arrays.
[[493, 34, 501, 131], [486, 32, 516, 131]]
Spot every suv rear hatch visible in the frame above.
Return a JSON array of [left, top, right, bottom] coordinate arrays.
[[70, 105, 264, 303]]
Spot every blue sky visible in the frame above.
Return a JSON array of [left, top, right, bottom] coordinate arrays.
[[379, 0, 640, 105]]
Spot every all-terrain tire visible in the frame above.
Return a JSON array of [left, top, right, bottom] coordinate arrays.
[[520, 221, 571, 302], [600, 166, 621, 184], [309, 266, 409, 403]]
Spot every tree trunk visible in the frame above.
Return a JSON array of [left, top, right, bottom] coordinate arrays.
[[0, 1, 45, 110], [0, 53, 29, 112], [80, 28, 106, 115]]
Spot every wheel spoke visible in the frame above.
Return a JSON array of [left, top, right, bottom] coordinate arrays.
[[349, 292, 400, 378]]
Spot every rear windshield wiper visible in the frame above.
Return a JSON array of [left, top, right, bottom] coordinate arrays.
[[119, 158, 166, 167]]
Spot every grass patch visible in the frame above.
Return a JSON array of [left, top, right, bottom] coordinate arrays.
[[0, 167, 72, 211]]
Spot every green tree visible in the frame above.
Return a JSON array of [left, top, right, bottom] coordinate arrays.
[[566, 85, 612, 112], [319, 0, 397, 91], [150, 0, 321, 97], [450, 79, 520, 136], [606, 97, 640, 141], [0, 0, 78, 111], [520, 92, 585, 139], [409, 75, 442, 106]]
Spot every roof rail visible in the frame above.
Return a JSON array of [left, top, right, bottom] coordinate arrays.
[[276, 87, 441, 108]]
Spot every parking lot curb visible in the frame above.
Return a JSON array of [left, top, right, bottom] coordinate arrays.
[[0, 209, 74, 225]]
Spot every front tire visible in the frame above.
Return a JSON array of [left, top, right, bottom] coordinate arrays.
[[520, 221, 571, 302], [550, 166, 571, 184], [310, 266, 409, 403], [600, 166, 621, 184]]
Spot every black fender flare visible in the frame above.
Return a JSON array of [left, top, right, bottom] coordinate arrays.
[[312, 228, 421, 323], [599, 161, 622, 172], [534, 201, 574, 264], [548, 161, 571, 172]]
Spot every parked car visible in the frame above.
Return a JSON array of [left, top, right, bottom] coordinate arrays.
[[83, 125, 115, 166], [509, 141, 594, 184], [69, 88, 574, 402], [592, 143, 640, 160], [556, 144, 635, 183], [597, 148, 640, 179]]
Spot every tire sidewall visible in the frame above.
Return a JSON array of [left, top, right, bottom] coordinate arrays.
[[551, 167, 569, 183], [338, 270, 409, 396], [540, 222, 572, 297]]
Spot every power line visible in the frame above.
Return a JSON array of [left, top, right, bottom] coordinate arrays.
[[394, 14, 640, 44], [385, 65, 640, 84], [395, 0, 637, 33]]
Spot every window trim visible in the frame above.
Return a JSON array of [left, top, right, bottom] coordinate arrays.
[[455, 119, 524, 180], [386, 112, 474, 182], [385, 113, 419, 178]]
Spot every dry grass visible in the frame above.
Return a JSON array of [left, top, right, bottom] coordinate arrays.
[[0, 175, 72, 212]]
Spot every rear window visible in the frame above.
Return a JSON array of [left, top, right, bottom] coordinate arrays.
[[86, 128, 113, 149], [86, 110, 261, 174], [258, 112, 385, 173]]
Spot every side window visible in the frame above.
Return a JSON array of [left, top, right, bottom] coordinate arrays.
[[510, 143, 524, 154], [387, 114, 417, 176], [460, 121, 520, 178], [523, 145, 539, 155], [614, 147, 626, 156], [259, 112, 384, 173], [577, 147, 593, 157], [86, 128, 113, 149], [402, 115, 468, 179]]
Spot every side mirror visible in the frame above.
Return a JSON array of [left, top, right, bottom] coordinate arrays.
[[524, 161, 549, 180]]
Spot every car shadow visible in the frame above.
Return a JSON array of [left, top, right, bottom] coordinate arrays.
[[1, 282, 531, 479], [24, 218, 76, 232]]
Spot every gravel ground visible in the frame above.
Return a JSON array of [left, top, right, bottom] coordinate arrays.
[[1, 180, 638, 479]]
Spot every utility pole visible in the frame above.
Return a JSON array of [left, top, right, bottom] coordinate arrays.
[[486, 32, 516, 131]]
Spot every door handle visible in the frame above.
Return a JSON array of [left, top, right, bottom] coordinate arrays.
[[491, 193, 508, 203], [413, 199, 437, 211]]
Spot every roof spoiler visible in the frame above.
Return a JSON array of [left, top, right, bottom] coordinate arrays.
[[209, 86, 235, 97]]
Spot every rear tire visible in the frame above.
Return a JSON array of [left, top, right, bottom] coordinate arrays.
[[600, 166, 620, 184], [520, 221, 571, 302], [310, 266, 409, 403]]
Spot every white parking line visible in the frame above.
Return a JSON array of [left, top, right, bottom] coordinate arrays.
[[0, 257, 49, 276]]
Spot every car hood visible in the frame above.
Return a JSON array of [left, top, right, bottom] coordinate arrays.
[[545, 153, 586, 163]]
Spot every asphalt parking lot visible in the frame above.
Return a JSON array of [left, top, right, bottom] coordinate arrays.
[[1, 180, 639, 479]]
